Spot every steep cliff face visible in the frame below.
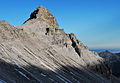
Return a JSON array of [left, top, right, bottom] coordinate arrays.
[[0, 6, 119, 83], [24, 6, 59, 28]]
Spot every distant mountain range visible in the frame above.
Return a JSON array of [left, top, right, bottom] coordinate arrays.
[[90, 49, 120, 53]]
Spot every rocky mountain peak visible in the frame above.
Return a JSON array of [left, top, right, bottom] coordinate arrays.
[[0, 6, 120, 83], [24, 6, 59, 28]]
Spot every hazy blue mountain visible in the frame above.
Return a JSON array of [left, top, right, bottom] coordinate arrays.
[[90, 49, 120, 53]]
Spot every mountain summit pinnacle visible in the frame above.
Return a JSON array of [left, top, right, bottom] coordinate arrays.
[[24, 6, 59, 28]]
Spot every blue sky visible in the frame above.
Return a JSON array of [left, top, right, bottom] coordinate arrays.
[[0, 0, 120, 49]]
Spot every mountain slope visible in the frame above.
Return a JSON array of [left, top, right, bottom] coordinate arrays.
[[0, 6, 119, 83], [99, 51, 120, 79]]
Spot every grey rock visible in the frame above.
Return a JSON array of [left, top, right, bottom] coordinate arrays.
[[0, 6, 119, 83]]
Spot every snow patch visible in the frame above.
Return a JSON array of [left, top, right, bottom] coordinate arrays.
[[12, 62, 23, 69], [56, 75, 68, 83], [15, 69, 30, 80], [48, 78, 54, 81], [11, 62, 42, 82], [40, 61, 72, 83], [40, 61, 55, 72], [72, 77, 80, 83], [40, 73, 46, 77]]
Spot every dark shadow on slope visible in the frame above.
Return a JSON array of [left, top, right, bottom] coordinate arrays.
[[23, 9, 39, 24], [99, 52, 120, 78], [0, 59, 119, 83], [110, 61, 120, 77], [116, 53, 120, 57]]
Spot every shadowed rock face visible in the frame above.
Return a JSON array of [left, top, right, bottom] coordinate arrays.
[[99, 51, 120, 78], [0, 6, 120, 83]]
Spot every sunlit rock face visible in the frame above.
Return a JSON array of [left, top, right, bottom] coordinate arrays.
[[24, 6, 59, 28], [0, 6, 119, 83]]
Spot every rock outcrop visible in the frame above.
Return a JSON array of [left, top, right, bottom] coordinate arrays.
[[24, 6, 59, 28], [0, 6, 119, 83]]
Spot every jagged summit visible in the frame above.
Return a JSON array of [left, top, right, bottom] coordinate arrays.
[[24, 6, 59, 28]]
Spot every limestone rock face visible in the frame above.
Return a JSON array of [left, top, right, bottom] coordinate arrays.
[[0, 6, 120, 83], [24, 6, 59, 28]]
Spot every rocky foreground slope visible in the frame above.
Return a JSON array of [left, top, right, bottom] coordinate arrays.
[[0, 6, 119, 83]]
